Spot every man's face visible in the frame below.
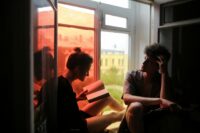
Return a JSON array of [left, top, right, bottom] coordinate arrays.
[[141, 55, 159, 73]]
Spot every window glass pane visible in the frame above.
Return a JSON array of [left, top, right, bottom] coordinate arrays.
[[58, 3, 94, 28], [34, 6, 55, 93], [105, 14, 127, 28], [38, 7, 54, 26], [58, 27, 95, 78], [37, 28, 54, 51], [36, 6, 54, 50], [100, 31, 128, 106], [33, 2, 55, 132], [58, 4, 95, 98], [91, 0, 129, 8]]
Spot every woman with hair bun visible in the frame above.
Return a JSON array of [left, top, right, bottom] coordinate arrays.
[[57, 47, 125, 133]]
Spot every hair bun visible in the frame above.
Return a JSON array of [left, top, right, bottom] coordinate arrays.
[[74, 47, 81, 53]]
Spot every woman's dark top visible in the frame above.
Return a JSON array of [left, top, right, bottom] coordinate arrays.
[[57, 76, 89, 133]]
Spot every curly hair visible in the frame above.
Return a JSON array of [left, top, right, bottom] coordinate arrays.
[[144, 43, 171, 62]]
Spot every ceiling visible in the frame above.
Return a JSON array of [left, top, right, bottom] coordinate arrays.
[[133, 0, 179, 4], [154, 0, 179, 4]]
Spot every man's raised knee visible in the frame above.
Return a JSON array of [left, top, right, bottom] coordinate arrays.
[[127, 102, 143, 114]]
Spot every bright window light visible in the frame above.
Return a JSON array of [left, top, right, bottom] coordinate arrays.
[[59, 3, 94, 14], [91, 0, 129, 8], [105, 14, 127, 28], [38, 6, 53, 12], [101, 31, 128, 54]]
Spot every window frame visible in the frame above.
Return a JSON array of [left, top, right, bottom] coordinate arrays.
[[102, 13, 129, 31], [59, 0, 152, 76]]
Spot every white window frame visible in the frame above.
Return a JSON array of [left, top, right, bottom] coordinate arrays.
[[102, 13, 129, 31], [59, 0, 152, 73]]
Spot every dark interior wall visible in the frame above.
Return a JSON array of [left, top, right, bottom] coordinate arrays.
[[159, 28, 173, 76], [159, 0, 200, 106], [3, 0, 33, 133], [174, 24, 200, 105]]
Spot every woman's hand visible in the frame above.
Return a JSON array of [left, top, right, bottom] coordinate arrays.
[[76, 89, 88, 101]]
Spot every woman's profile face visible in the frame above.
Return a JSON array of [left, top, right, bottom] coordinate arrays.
[[77, 64, 91, 81]]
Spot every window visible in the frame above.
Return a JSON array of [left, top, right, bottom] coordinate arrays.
[[58, 3, 96, 93], [112, 58, 115, 65], [37, 7, 54, 50], [91, 0, 129, 8], [34, 5, 55, 106], [105, 14, 127, 28], [33, 0, 56, 132], [100, 31, 129, 105], [57, 0, 151, 109], [58, 4, 94, 27], [122, 59, 124, 66], [105, 58, 108, 66]]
